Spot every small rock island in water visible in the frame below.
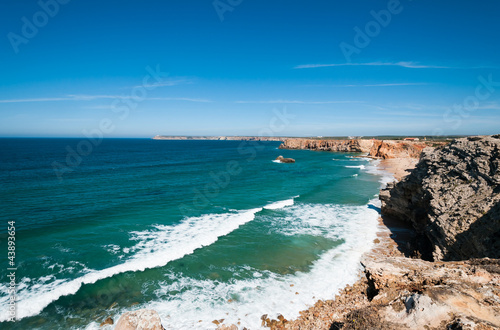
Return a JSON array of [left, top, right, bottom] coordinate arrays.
[[275, 155, 296, 163]]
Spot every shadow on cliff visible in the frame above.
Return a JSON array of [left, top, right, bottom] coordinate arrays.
[[444, 198, 500, 261], [367, 202, 417, 257], [379, 214, 420, 258]]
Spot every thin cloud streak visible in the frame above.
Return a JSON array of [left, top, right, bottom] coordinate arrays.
[[131, 78, 194, 89], [330, 83, 428, 87], [0, 95, 121, 103], [235, 100, 364, 104], [294, 62, 451, 69], [147, 97, 212, 103], [0, 95, 211, 104]]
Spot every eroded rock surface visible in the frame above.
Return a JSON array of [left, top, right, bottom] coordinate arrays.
[[279, 139, 374, 153], [380, 135, 500, 261], [279, 138, 432, 159], [115, 309, 164, 330], [276, 155, 295, 163]]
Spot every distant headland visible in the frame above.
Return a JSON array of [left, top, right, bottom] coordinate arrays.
[[152, 135, 285, 141]]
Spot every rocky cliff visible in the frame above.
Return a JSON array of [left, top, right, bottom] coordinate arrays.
[[380, 135, 500, 261], [276, 256, 500, 329], [368, 140, 428, 159], [279, 138, 430, 159], [278, 138, 374, 153]]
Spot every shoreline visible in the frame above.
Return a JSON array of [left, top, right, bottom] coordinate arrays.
[[270, 149, 500, 330], [113, 155, 415, 330], [263, 157, 417, 329], [116, 137, 500, 329], [114, 156, 420, 330]]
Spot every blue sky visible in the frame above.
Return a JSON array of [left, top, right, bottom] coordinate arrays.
[[1, 0, 499, 137]]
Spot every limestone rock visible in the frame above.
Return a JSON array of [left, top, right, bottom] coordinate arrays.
[[278, 138, 431, 159], [115, 309, 164, 330], [279, 138, 374, 152], [100, 317, 113, 326], [275, 256, 500, 329], [381, 135, 500, 261], [368, 140, 428, 159], [276, 155, 295, 163], [217, 324, 238, 330], [362, 256, 500, 329]]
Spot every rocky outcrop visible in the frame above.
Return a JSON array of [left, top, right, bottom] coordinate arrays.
[[362, 256, 500, 329], [380, 135, 500, 261], [279, 138, 431, 159], [266, 237, 500, 330], [261, 137, 500, 329], [368, 140, 428, 159], [265, 256, 500, 329], [275, 155, 295, 163], [115, 309, 164, 330], [279, 139, 374, 152]]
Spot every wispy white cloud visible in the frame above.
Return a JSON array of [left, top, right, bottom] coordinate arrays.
[[0, 95, 121, 103], [475, 103, 500, 110], [235, 100, 364, 104], [130, 78, 194, 89], [294, 62, 451, 69], [46, 118, 94, 122], [147, 97, 212, 102], [0, 97, 70, 103], [310, 83, 428, 87], [375, 110, 443, 118], [0, 95, 212, 104], [371, 101, 500, 113]]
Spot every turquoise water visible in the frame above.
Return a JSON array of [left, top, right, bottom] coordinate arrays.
[[0, 138, 387, 329]]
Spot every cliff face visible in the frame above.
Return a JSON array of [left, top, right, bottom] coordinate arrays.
[[380, 135, 500, 261], [153, 135, 285, 141], [368, 140, 428, 159], [279, 138, 429, 159], [278, 138, 374, 152]]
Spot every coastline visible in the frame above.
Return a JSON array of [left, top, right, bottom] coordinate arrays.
[[114, 137, 500, 329], [270, 142, 500, 330], [262, 156, 416, 329], [112, 153, 412, 330]]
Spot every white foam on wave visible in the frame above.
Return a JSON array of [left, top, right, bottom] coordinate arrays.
[[85, 201, 379, 330], [103, 244, 121, 255], [0, 199, 296, 322], [345, 165, 365, 169], [272, 159, 283, 163], [263, 198, 295, 210], [363, 159, 394, 187]]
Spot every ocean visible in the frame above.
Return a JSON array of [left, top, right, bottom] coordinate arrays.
[[0, 138, 390, 329]]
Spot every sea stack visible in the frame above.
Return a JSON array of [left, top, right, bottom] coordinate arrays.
[[276, 155, 295, 163]]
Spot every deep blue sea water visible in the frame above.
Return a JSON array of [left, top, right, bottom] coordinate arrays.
[[0, 138, 389, 329]]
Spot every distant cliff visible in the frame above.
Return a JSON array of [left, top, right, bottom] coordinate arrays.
[[368, 140, 428, 159], [153, 135, 285, 141], [279, 138, 373, 152], [380, 135, 500, 261], [279, 138, 430, 159]]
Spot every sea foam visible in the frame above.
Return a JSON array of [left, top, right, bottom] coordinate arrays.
[[345, 165, 365, 169], [0, 198, 297, 322], [86, 200, 380, 329]]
